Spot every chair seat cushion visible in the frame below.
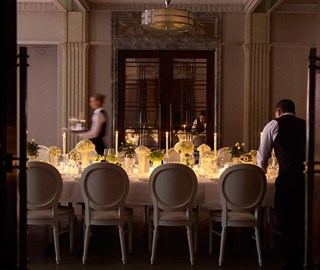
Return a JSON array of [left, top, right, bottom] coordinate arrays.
[[148, 208, 197, 222], [210, 209, 256, 222], [27, 206, 74, 220], [90, 207, 133, 220]]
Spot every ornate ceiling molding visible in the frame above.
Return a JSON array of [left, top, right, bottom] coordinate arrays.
[[17, 2, 64, 12], [274, 3, 319, 13], [90, 3, 244, 12]]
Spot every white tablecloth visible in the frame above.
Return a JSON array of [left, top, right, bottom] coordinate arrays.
[[60, 174, 276, 210]]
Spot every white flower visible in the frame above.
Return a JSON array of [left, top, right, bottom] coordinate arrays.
[[135, 145, 151, 155], [201, 150, 217, 160], [67, 148, 80, 161], [174, 141, 194, 155], [76, 139, 95, 152], [197, 143, 211, 152], [47, 146, 61, 156]]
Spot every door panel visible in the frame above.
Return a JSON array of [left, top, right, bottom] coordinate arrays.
[[118, 50, 215, 149]]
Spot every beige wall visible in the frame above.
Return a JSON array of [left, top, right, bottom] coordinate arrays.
[[17, 10, 318, 150]]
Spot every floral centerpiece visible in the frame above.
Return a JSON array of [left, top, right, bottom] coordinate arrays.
[[76, 139, 96, 169], [48, 146, 61, 156], [47, 146, 61, 167], [239, 149, 257, 164], [119, 142, 136, 158], [66, 148, 80, 175], [106, 153, 117, 163], [67, 148, 81, 161], [135, 145, 151, 173], [90, 154, 105, 163], [197, 143, 211, 165], [228, 142, 245, 159], [27, 139, 40, 159], [149, 150, 164, 168], [174, 141, 194, 166], [201, 150, 218, 174]]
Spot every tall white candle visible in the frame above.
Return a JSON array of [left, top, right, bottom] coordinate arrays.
[[62, 132, 67, 155], [165, 131, 169, 158], [115, 131, 119, 158], [214, 132, 217, 155]]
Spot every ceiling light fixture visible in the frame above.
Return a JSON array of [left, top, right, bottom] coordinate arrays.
[[141, 0, 194, 32]]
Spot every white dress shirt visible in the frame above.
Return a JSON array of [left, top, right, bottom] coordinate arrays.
[[257, 112, 294, 172], [79, 108, 106, 140]]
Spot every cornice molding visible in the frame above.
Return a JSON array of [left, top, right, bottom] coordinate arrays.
[[17, 2, 63, 12], [90, 3, 244, 12], [274, 4, 319, 13]]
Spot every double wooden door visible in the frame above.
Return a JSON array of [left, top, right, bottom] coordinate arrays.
[[117, 50, 215, 149]]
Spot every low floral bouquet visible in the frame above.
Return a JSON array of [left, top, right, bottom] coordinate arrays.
[[67, 148, 80, 161], [119, 142, 136, 158], [106, 153, 117, 163], [174, 141, 194, 156], [197, 143, 211, 153], [149, 150, 164, 162], [27, 139, 40, 157], [135, 145, 151, 156], [90, 154, 105, 162], [228, 142, 245, 158], [76, 139, 95, 152], [48, 146, 61, 156], [239, 149, 257, 164]]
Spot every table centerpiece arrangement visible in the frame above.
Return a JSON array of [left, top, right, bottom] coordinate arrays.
[[75, 139, 95, 170], [197, 143, 211, 165], [135, 145, 151, 173], [149, 149, 164, 168], [47, 146, 61, 167], [174, 141, 194, 166], [27, 139, 40, 161]]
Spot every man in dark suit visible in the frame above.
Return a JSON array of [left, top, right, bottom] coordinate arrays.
[[257, 99, 306, 269]]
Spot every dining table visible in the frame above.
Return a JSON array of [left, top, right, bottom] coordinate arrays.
[[59, 165, 276, 210]]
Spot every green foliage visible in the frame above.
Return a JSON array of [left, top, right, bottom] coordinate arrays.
[[149, 150, 164, 162], [27, 139, 40, 157], [119, 142, 136, 158]]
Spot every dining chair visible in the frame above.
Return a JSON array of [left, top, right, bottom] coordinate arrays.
[[27, 161, 75, 264], [167, 147, 180, 162], [209, 163, 267, 266], [37, 144, 49, 161], [148, 163, 198, 265], [80, 162, 133, 264], [192, 134, 206, 149]]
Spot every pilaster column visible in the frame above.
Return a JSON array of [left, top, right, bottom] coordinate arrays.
[[243, 13, 271, 150], [59, 12, 89, 150]]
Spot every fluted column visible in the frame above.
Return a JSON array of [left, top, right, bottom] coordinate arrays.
[[59, 11, 89, 151], [244, 13, 271, 150]]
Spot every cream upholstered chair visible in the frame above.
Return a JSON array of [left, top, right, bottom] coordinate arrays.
[[148, 163, 198, 265], [27, 161, 75, 264], [37, 145, 49, 161], [209, 164, 267, 266], [167, 147, 180, 162], [80, 162, 133, 264]]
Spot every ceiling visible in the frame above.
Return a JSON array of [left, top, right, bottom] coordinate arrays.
[[17, 0, 319, 13]]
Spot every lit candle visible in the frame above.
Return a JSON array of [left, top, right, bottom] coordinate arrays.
[[165, 131, 169, 158], [214, 132, 217, 155], [62, 132, 67, 156], [115, 131, 119, 158]]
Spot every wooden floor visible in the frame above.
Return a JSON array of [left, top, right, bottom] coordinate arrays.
[[27, 206, 283, 270]]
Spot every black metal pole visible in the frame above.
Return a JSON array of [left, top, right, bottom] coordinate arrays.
[[304, 47, 318, 269], [18, 47, 28, 270]]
